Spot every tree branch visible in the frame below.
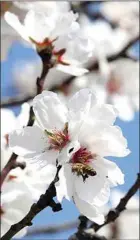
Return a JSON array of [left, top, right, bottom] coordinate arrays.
[[1, 166, 62, 240]]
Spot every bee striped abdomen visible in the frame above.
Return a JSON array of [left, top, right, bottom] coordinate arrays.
[[72, 163, 97, 178]]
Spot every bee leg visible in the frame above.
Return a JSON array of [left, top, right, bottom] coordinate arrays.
[[82, 173, 88, 182]]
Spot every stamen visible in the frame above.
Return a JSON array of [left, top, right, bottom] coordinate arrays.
[[45, 122, 70, 151], [71, 147, 97, 180], [71, 147, 93, 164]]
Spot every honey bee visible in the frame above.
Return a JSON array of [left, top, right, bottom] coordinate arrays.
[[72, 163, 97, 182]]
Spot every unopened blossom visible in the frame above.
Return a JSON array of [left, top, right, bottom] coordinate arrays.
[[9, 89, 130, 223], [5, 4, 93, 76], [1, 186, 33, 238]]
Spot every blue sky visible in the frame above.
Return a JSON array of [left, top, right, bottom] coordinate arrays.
[[1, 40, 139, 240]]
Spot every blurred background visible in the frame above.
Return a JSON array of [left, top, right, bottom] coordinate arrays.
[[1, 1, 139, 239]]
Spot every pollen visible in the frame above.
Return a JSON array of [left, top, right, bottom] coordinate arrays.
[[45, 122, 70, 151], [71, 147, 94, 164], [71, 147, 97, 181]]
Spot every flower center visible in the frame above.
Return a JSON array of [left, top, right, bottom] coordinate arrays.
[[29, 37, 56, 52], [45, 122, 70, 151], [71, 147, 97, 181], [71, 147, 93, 164], [29, 37, 70, 66], [0, 206, 5, 216]]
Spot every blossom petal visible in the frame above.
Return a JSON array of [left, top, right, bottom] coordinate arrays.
[[74, 194, 105, 224], [9, 125, 47, 158], [55, 164, 74, 202], [33, 91, 67, 131], [68, 89, 97, 138], [100, 158, 124, 186], [94, 125, 130, 157], [78, 122, 130, 157], [91, 182, 110, 207], [56, 64, 88, 76], [30, 151, 58, 167], [4, 12, 29, 42], [88, 104, 117, 125], [111, 95, 134, 121], [75, 174, 106, 205]]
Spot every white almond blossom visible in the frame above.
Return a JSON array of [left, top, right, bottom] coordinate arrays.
[[101, 2, 139, 36], [1, 104, 30, 149], [2, 160, 56, 201], [1, 104, 30, 169], [79, 16, 130, 58], [4, 4, 93, 76], [9, 89, 130, 223], [13, 1, 70, 16], [70, 58, 139, 121], [1, 1, 70, 61], [1, 186, 33, 238]]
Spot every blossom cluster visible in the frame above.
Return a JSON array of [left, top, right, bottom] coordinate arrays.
[[9, 89, 130, 225], [0, 1, 139, 239]]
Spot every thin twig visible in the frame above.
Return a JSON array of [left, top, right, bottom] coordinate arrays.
[[1, 166, 62, 240], [0, 153, 17, 188], [26, 206, 138, 237]]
